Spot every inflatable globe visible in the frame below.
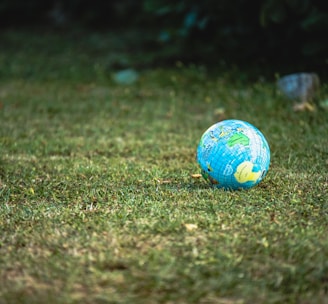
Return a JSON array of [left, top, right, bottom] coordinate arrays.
[[196, 119, 270, 190]]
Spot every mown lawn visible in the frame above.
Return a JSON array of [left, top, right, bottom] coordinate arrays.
[[0, 29, 327, 304]]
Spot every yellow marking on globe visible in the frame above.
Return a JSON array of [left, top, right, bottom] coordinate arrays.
[[234, 161, 261, 183], [219, 130, 229, 137]]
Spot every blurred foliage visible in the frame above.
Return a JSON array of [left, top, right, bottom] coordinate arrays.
[[0, 0, 327, 68], [142, 0, 328, 67], [0, 0, 141, 27]]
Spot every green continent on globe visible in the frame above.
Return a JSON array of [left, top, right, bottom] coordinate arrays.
[[227, 133, 249, 147]]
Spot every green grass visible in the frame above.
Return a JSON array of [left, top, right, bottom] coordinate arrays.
[[0, 29, 328, 304]]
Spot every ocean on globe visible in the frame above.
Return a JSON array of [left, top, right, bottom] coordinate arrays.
[[196, 119, 270, 190]]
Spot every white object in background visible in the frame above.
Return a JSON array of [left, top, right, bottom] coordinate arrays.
[[277, 73, 320, 111], [113, 69, 139, 85]]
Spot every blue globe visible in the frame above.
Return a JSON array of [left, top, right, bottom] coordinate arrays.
[[196, 119, 270, 190]]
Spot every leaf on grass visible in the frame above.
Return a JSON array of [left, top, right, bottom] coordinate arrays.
[[184, 223, 198, 231], [260, 237, 269, 248], [191, 173, 202, 179], [155, 179, 172, 184], [214, 107, 225, 115]]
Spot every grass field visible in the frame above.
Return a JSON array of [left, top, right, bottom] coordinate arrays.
[[0, 29, 328, 304]]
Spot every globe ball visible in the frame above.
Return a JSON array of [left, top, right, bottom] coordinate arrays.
[[196, 119, 270, 190]]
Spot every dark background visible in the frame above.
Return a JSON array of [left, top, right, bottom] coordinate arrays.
[[1, 0, 327, 72]]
